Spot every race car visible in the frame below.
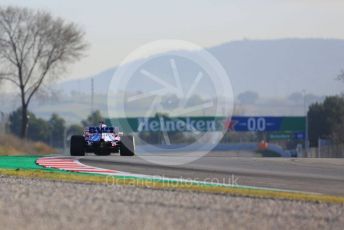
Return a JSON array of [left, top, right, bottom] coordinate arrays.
[[70, 125, 135, 156]]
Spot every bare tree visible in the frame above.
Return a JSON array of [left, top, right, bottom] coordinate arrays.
[[0, 6, 88, 138]]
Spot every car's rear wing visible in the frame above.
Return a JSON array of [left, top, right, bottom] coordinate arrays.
[[85, 126, 123, 135]]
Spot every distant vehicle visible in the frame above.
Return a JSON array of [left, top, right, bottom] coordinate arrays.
[[70, 125, 135, 156]]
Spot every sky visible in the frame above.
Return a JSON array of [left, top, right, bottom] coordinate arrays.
[[1, 0, 344, 80]]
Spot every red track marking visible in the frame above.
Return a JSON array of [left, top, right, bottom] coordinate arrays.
[[36, 157, 118, 174]]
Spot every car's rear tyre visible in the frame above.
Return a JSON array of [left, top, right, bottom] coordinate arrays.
[[70, 135, 85, 156], [120, 135, 135, 156]]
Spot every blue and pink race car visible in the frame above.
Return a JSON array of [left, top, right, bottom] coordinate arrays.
[[70, 126, 135, 156]]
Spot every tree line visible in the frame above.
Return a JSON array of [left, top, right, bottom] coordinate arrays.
[[4, 94, 344, 149], [7, 109, 103, 148], [308, 95, 344, 146]]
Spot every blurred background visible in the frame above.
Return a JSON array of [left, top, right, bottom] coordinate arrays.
[[0, 0, 344, 157]]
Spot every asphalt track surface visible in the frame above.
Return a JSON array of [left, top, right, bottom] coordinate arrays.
[[79, 151, 344, 196]]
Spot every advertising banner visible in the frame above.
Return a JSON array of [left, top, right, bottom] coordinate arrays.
[[108, 116, 305, 133]]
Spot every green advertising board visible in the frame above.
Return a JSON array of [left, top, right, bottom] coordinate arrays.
[[107, 116, 306, 133], [108, 116, 224, 133]]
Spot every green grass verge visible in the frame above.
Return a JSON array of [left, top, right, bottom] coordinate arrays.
[[0, 155, 45, 169]]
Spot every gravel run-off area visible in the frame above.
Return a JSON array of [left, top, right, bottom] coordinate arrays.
[[0, 175, 343, 230]]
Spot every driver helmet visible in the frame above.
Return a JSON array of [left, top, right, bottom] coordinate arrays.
[[99, 121, 107, 129]]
